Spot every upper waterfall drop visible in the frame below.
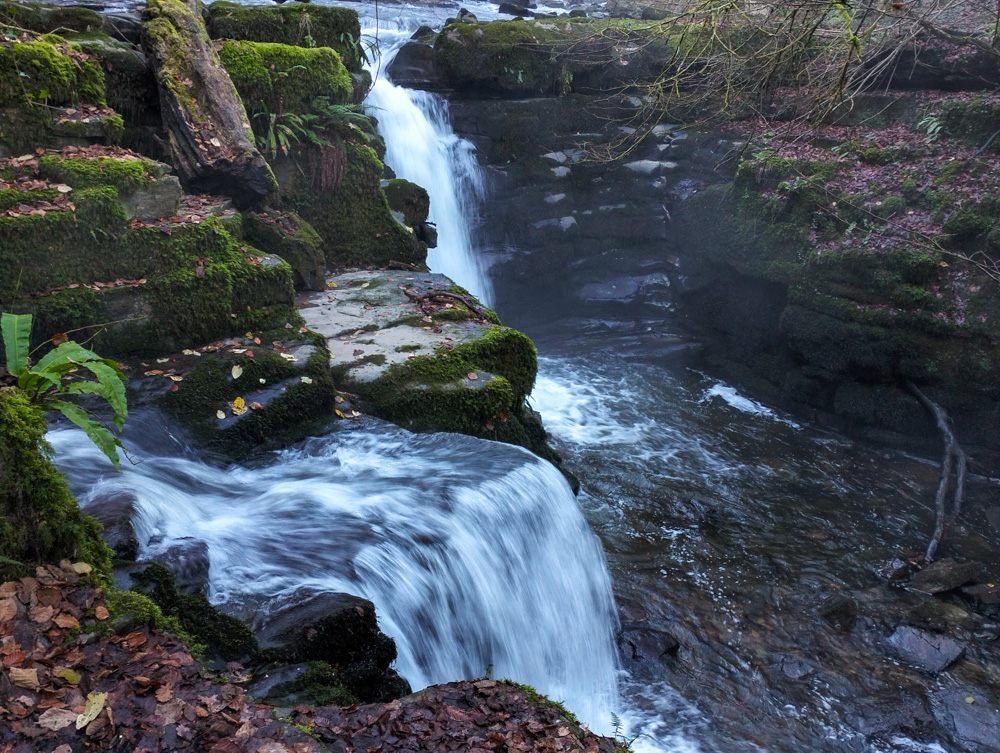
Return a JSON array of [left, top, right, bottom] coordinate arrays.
[[363, 26, 494, 305]]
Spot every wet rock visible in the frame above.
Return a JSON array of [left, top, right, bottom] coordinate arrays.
[[886, 625, 965, 673], [456, 8, 479, 22], [870, 557, 913, 584], [907, 599, 975, 633], [385, 40, 439, 89], [84, 490, 139, 560], [930, 688, 1000, 752], [152, 539, 211, 596], [617, 625, 680, 670], [818, 593, 858, 632], [498, 2, 534, 16], [238, 588, 410, 703], [909, 558, 981, 594], [769, 653, 818, 680], [964, 583, 1000, 607]]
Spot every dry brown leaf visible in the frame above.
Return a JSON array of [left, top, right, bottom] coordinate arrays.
[[53, 613, 79, 629], [155, 685, 172, 702], [94, 604, 109, 620], [37, 707, 79, 731], [9, 667, 40, 689]]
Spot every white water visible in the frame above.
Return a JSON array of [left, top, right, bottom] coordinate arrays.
[[363, 22, 494, 304], [50, 418, 620, 732]]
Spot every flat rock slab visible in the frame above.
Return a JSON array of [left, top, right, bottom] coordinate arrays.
[[886, 625, 964, 673], [931, 689, 1000, 752], [298, 270, 497, 386]]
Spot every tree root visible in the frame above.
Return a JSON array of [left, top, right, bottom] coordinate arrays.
[[401, 288, 489, 321], [906, 380, 968, 564]]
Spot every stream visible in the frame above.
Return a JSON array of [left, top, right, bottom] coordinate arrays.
[[51, 1, 1000, 751]]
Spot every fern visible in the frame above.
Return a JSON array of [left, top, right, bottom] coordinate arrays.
[[1, 313, 127, 469]]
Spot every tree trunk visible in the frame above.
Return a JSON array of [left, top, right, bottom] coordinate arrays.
[[141, 0, 275, 207]]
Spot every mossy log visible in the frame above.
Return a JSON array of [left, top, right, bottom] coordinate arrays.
[[141, 0, 275, 207]]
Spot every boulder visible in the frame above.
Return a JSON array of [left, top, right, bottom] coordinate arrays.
[[235, 588, 411, 703], [244, 210, 327, 291], [909, 558, 981, 594], [818, 593, 858, 632], [385, 40, 439, 90], [885, 625, 964, 673]]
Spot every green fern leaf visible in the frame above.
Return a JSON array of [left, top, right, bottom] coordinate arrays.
[[1, 312, 32, 376]]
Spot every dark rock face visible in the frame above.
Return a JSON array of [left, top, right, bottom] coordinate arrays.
[[818, 594, 858, 632], [237, 589, 411, 703], [885, 625, 965, 673], [617, 625, 679, 672], [386, 40, 439, 90]]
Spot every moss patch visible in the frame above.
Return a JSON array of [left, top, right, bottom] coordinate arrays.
[[0, 388, 112, 583], [219, 39, 352, 118], [267, 661, 359, 707], [206, 1, 364, 72], [0, 33, 105, 108]]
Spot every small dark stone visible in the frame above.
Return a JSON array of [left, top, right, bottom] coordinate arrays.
[[818, 593, 858, 632], [909, 559, 981, 594], [886, 625, 965, 673], [456, 8, 479, 23], [498, 2, 533, 16], [869, 557, 913, 584]]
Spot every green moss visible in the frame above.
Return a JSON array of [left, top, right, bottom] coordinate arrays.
[[128, 562, 257, 661], [268, 661, 359, 707], [0, 388, 112, 583], [244, 210, 326, 290], [272, 141, 424, 268], [0, 2, 102, 35], [0, 33, 105, 107], [13, 216, 295, 359], [358, 326, 537, 441], [160, 331, 335, 460], [383, 178, 430, 227], [942, 194, 1000, 242], [878, 195, 905, 218], [206, 1, 364, 72], [394, 343, 422, 352], [218, 40, 352, 117], [37, 154, 158, 191]]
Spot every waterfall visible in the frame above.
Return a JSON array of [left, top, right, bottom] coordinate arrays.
[[363, 25, 494, 305], [50, 417, 621, 732]]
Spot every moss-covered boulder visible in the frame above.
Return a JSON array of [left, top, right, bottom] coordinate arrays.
[[0, 152, 295, 358], [0, 2, 101, 36], [218, 39, 352, 118], [126, 562, 258, 661], [383, 178, 430, 228], [299, 271, 547, 451], [206, 1, 365, 73], [0, 388, 112, 582], [157, 327, 336, 460], [244, 210, 326, 291], [272, 140, 425, 269]]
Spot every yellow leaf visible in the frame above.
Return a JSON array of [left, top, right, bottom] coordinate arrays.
[[231, 364, 243, 379], [71, 561, 92, 574], [245, 331, 253, 338], [57, 667, 82, 684], [233, 396, 245, 409], [327, 282, 338, 288], [335, 409, 345, 418], [76, 692, 106, 729]]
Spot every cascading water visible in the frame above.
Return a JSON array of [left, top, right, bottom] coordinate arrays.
[[363, 22, 493, 304], [50, 416, 621, 732]]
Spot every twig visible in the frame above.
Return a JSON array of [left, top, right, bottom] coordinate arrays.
[[906, 380, 969, 563], [386, 259, 423, 271], [401, 288, 489, 319]]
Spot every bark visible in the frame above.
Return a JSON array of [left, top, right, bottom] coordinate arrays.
[[141, 0, 275, 207]]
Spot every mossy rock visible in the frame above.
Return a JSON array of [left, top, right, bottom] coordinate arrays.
[[159, 329, 335, 460], [218, 39, 352, 118], [0, 388, 112, 583], [383, 178, 429, 227], [206, 1, 364, 72], [271, 141, 424, 268], [0, 2, 102, 35], [0, 32, 105, 108], [265, 660, 359, 707], [67, 34, 160, 129], [13, 215, 296, 358], [244, 210, 326, 290], [126, 562, 258, 661]]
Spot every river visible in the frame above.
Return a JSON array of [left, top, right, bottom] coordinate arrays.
[[51, 1, 1000, 751]]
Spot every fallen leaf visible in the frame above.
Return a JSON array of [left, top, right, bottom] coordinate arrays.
[[167, 375, 183, 382], [231, 364, 243, 380], [216, 410, 226, 420], [300, 376, 313, 384], [249, 401, 264, 411], [0, 599, 16, 622], [56, 667, 82, 684], [38, 707, 79, 731], [155, 686, 172, 702], [9, 667, 40, 690], [94, 605, 109, 620], [467, 372, 479, 380], [335, 396, 345, 404], [76, 692, 106, 729], [54, 613, 79, 629], [50, 332, 68, 345], [55, 184, 72, 193], [335, 409, 345, 418]]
